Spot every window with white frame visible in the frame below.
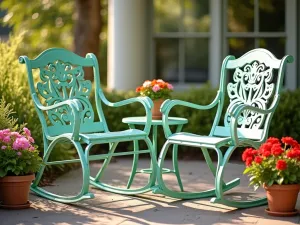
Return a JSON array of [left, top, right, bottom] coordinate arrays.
[[152, 0, 297, 89], [152, 0, 210, 85], [223, 0, 297, 89]]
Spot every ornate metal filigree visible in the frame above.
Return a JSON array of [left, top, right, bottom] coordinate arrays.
[[37, 60, 93, 126], [225, 61, 274, 129]]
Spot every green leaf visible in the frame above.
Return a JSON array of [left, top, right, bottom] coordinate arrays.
[[0, 168, 6, 177], [289, 174, 296, 182], [277, 177, 284, 185], [267, 180, 274, 186]]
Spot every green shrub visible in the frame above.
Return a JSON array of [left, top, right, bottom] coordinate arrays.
[[0, 36, 75, 173]]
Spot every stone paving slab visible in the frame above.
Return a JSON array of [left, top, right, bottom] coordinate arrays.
[[0, 159, 299, 225]]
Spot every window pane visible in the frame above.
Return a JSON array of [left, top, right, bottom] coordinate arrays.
[[154, 0, 180, 32], [228, 38, 255, 57], [184, 38, 209, 82], [258, 38, 285, 58], [183, 0, 210, 32], [155, 39, 179, 82], [259, 0, 285, 32], [227, 0, 254, 32]]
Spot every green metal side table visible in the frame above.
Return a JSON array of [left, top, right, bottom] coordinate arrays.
[[122, 116, 188, 191]]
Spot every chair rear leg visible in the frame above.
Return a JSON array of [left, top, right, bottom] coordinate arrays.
[[211, 146, 267, 208], [31, 137, 94, 203]]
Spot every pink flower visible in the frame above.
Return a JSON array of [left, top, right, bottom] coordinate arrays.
[[13, 137, 30, 150], [23, 127, 31, 137], [1, 146, 6, 150], [152, 84, 160, 92], [143, 80, 152, 87], [17, 152, 22, 156], [28, 136, 35, 143], [167, 83, 173, 90], [2, 136, 10, 143], [10, 132, 21, 138], [29, 146, 35, 151], [0, 129, 10, 141]]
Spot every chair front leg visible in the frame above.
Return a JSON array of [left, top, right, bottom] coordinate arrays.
[[127, 125, 139, 189], [93, 142, 119, 182], [172, 124, 184, 192]]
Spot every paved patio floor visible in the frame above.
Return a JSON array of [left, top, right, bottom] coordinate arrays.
[[1, 159, 300, 225]]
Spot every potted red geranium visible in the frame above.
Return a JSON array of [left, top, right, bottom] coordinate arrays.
[[136, 79, 173, 119], [242, 137, 300, 216]]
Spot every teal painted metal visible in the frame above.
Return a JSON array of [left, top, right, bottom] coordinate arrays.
[[19, 48, 157, 203], [158, 49, 293, 208], [122, 116, 188, 191]]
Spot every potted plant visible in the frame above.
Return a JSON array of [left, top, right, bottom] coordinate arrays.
[[136, 79, 173, 119], [242, 137, 300, 216], [0, 127, 42, 209]]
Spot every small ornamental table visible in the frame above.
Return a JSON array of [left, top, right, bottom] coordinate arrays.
[[122, 116, 188, 191]]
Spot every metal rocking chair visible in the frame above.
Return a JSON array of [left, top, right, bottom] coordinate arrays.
[[19, 48, 157, 203], [156, 48, 293, 208]]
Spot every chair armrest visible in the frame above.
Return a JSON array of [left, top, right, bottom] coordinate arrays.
[[32, 93, 82, 141], [98, 91, 153, 134], [161, 91, 221, 138], [229, 97, 279, 145]]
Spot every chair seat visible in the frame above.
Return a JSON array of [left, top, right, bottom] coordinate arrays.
[[48, 129, 147, 144], [80, 129, 147, 144], [168, 132, 232, 146]]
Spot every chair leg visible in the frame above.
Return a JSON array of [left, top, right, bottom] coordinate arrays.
[[210, 146, 267, 208], [172, 144, 184, 192], [154, 141, 240, 199], [93, 142, 119, 182], [31, 137, 94, 203], [126, 139, 139, 189], [90, 137, 157, 195]]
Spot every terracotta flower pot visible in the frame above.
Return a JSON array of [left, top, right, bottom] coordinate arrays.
[[152, 99, 165, 120], [0, 174, 35, 209], [263, 184, 300, 216]]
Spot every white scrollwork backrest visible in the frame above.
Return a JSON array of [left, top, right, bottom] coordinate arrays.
[[225, 61, 275, 129]]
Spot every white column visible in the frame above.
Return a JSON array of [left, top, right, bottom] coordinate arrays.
[[209, 0, 222, 88], [108, 0, 149, 91], [285, 0, 297, 90]]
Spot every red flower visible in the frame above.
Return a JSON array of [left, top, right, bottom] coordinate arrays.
[[136, 86, 142, 92], [276, 159, 287, 170], [281, 137, 299, 148], [287, 150, 296, 158], [266, 137, 280, 145], [254, 156, 263, 164], [259, 143, 272, 157], [271, 144, 284, 156], [242, 148, 255, 161], [246, 157, 253, 166], [262, 151, 271, 157]]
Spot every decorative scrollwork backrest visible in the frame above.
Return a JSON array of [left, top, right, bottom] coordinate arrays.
[[224, 61, 275, 129], [37, 60, 94, 127]]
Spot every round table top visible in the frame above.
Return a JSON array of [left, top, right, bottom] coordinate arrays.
[[122, 116, 188, 126]]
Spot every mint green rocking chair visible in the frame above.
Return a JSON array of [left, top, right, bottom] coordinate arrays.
[[157, 49, 293, 208], [19, 48, 157, 203]]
